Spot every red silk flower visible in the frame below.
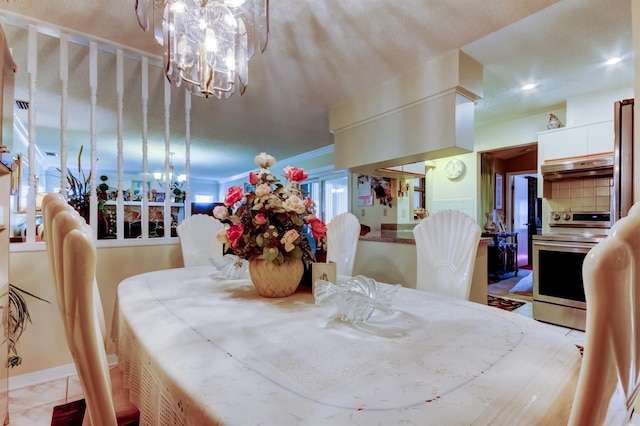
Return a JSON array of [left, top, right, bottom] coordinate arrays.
[[224, 186, 244, 206], [308, 217, 327, 241], [284, 166, 308, 183], [249, 172, 259, 185], [226, 224, 244, 248]]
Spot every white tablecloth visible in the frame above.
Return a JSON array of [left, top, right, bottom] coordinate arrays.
[[115, 265, 581, 425]]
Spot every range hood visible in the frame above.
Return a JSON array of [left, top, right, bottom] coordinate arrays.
[[541, 156, 614, 181]]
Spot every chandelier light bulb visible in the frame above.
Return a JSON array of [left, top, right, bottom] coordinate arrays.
[[135, 0, 269, 99], [225, 0, 247, 7], [205, 29, 217, 52], [172, 1, 186, 13]]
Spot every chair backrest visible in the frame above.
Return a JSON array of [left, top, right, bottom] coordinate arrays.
[[326, 212, 360, 276], [43, 201, 117, 425], [412, 209, 481, 300], [42, 193, 69, 288], [568, 214, 640, 425], [176, 214, 224, 267]]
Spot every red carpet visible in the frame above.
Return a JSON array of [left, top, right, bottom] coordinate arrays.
[[487, 295, 525, 311], [51, 399, 85, 426]]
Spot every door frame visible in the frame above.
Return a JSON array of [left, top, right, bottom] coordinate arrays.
[[505, 169, 537, 266]]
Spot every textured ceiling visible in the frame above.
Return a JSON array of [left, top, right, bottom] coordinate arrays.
[[0, 0, 634, 181]]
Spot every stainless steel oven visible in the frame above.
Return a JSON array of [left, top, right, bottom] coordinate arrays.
[[532, 211, 609, 331]]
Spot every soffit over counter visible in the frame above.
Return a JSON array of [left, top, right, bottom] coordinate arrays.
[[331, 49, 482, 173]]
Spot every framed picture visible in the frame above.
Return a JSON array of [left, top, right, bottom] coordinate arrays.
[[155, 192, 165, 202], [132, 180, 150, 201], [357, 174, 373, 206], [495, 174, 503, 210]]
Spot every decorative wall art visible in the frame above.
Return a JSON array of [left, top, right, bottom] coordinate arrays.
[[357, 175, 373, 206], [371, 176, 393, 207]]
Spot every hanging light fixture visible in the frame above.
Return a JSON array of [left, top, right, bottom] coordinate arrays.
[[135, 0, 269, 99], [153, 152, 186, 189]]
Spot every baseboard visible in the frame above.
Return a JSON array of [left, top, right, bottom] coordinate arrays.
[[9, 354, 118, 391]]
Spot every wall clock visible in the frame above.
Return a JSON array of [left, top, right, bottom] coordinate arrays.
[[445, 159, 465, 180]]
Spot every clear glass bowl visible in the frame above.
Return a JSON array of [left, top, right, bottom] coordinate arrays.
[[210, 255, 249, 279], [314, 275, 400, 323]]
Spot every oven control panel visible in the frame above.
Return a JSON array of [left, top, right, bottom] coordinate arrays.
[[549, 211, 610, 228]]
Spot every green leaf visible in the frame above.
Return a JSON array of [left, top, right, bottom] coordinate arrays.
[[263, 247, 278, 262], [77, 144, 84, 174], [288, 246, 303, 260]]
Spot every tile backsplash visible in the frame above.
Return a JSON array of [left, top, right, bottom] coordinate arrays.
[[547, 177, 612, 212]]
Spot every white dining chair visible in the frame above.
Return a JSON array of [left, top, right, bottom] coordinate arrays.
[[43, 201, 139, 426], [176, 214, 224, 267], [326, 212, 360, 276], [412, 209, 481, 300], [568, 214, 640, 426], [627, 201, 640, 217]]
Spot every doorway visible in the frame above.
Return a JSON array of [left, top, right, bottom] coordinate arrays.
[[481, 143, 538, 269], [506, 172, 538, 268]]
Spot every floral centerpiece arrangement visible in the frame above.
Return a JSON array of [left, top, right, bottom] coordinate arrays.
[[213, 153, 327, 297]]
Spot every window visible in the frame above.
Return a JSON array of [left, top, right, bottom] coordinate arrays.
[[301, 172, 349, 224]]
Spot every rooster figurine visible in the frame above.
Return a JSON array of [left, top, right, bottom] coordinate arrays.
[[547, 113, 562, 129]]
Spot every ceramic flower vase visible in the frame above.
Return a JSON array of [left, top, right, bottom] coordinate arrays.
[[248, 257, 304, 297]]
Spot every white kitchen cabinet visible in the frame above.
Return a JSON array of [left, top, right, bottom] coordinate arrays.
[[539, 126, 588, 162], [537, 121, 614, 195], [586, 120, 614, 156]]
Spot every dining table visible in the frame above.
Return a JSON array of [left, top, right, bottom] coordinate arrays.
[[114, 265, 581, 425]]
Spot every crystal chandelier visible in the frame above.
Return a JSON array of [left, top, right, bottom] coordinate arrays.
[[135, 0, 269, 99], [153, 152, 186, 190]]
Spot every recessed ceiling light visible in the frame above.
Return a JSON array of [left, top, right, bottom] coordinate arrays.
[[606, 57, 621, 65], [521, 83, 537, 91]]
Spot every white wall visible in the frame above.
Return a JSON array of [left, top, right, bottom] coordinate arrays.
[[9, 242, 183, 376], [424, 151, 478, 221], [475, 108, 566, 152], [566, 86, 634, 127]]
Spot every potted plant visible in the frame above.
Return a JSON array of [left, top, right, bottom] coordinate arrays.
[[213, 153, 327, 297], [6, 284, 49, 367], [171, 183, 185, 203]]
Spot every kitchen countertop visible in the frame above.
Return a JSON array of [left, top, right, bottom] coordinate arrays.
[[360, 230, 417, 244], [360, 231, 492, 246]]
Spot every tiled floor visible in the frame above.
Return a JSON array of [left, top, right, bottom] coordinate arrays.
[[6, 301, 585, 425], [8, 374, 83, 425]]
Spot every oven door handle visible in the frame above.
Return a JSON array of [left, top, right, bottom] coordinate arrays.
[[534, 240, 596, 249]]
